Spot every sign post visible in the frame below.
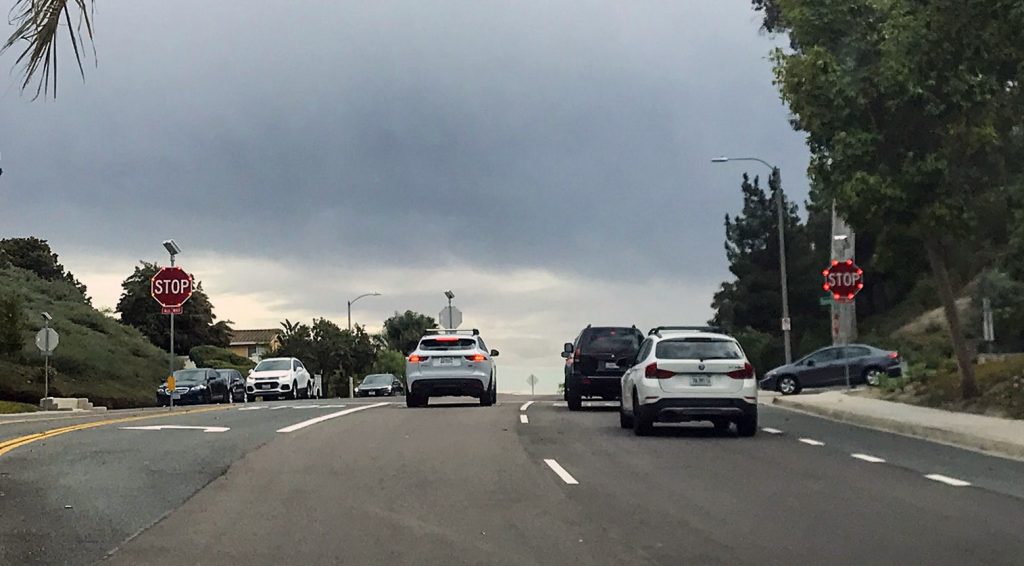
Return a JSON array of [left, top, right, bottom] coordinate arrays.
[[526, 374, 538, 397], [152, 264, 194, 409], [35, 324, 59, 398]]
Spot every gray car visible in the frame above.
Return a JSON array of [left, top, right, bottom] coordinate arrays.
[[759, 344, 901, 395]]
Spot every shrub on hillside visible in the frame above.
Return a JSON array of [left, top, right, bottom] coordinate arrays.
[[189, 345, 256, 374]]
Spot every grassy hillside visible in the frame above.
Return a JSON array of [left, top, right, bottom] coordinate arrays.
[[0, 266, 168, 408]]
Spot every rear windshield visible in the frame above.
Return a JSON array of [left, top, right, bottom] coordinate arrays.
[[581, 328, 642, 355], [420, 338, 477, 351], [656, 338, 743, 360]]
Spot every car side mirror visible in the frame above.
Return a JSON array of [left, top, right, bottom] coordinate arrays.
[[806, 360, 816, 368], [563, 342, 573, 354], [490, 349, 500, 357]]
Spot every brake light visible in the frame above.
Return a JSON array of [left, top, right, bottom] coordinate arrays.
[[644, 363, 675, 379], [573, 348, 581, 362], [436, 336, 458, 342], [727, 363, 755, 380], [465, 354, 487, 362], [888, 351, 899, 359], [408, 354, 428, 363]]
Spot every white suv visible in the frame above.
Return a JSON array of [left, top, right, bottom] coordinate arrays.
[[246, 357, 313, 401], [405, 329, 498, 407], [619, 327, 757, 437]]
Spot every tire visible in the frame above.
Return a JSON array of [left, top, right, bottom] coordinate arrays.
[[206, 391, 214, 405], [777, 376, 801, 395], [242, 390, 249, 403], [306, 382, 313, 399], [567, 390, 582, 412], [736, 414, 758, 437], [619, 403, 633, 429], [407, 393, 427, 408], [632, 393, 653, 436], [225, 389, 233, 404], [712, 418, 730, 433], [480, 380, 495, 406], [291, 382, 299, 400], [864, 368, 883, 387]]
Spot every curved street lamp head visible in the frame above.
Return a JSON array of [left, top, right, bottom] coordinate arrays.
[[711, 157, 730, 163]]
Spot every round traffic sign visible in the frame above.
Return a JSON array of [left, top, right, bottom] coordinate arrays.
[[822, 259, 864, 301], [151, 266, 194, 308]]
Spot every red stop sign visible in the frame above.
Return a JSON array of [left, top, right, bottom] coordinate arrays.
[[151, 266, 194, 308], [822, 260, 864, 301]]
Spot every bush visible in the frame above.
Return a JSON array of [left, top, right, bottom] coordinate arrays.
[[0, 293, 24, 357], [189, 345, 256, 374]]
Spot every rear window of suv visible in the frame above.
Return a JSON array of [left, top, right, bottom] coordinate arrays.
[[580, 328, 642, 355], [656, 338, 743, 360], [420, 338, 478, 351]]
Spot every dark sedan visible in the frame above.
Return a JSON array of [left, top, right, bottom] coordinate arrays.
[[216, 368, 248, 403], [356, 373, 404, 397], [156, 368, 232, 406], [760, 344, 901, 395]]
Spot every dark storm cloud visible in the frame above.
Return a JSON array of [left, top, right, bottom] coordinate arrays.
[[1, 0, 808, 284]]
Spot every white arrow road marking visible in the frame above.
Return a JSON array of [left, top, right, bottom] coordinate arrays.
[[925, 474, 971, 487], [120, 425, 229, 433], [544, 459, 579, 485], [851, 453, 886, 463], [520, 414, 529, 424], [761, 427, 784, 434], [798, 438, 825, 446], [520, 401, 534, 411], [271, 406, 290, 410], [553, 402, 567, 407], [277, 403, 390, 433]]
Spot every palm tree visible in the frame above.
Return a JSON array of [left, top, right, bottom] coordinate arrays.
[[2, 1, 95, 98]]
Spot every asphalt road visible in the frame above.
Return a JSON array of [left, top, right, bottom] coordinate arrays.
[[1, 395, 1023, 565]]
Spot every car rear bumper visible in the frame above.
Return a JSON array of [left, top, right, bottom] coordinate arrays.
[[410, 377, 487, 398], [639, 398, 757, 423], [567, 375, 621, 399]]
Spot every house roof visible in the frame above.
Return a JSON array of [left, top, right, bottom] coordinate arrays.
[[229, 329, 281, 346]]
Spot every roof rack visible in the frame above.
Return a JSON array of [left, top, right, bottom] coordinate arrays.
[[648, 326, 724, 337], [424, 328, 480, 336]]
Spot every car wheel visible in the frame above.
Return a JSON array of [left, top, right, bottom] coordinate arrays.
[[777, 376, 801, 395], [736, 414, 758, 437], [567, 390, 582, 411], [712, 418, 730, 433], [480, 381, 494, 407], [307, 382, 314, 399], [242, 390, 249, 403], [864, 368, 883, 386], [226, 389, 233, 404], [632, 392, 653, 436], [290, 382, 299, 400], [619, 403, 633, 429]]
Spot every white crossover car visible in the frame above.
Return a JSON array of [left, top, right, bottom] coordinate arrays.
[[619, 327, 757, 436], [405, 329, 498, 407], [246, 357, 313, 401]]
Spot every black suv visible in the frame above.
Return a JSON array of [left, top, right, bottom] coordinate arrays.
[[562, 325, 644, 411]]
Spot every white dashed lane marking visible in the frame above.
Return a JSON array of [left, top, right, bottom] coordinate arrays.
[[851, 453, 886, 463], [520, 401, 534, 411], [798, 438, 825, 446], [761, 427, 784, 434], [520, 414, 529, 424], [543, 459, 579, 485], [925, 474, 971, 487]]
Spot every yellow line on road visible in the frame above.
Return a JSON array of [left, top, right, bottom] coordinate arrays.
[[0, 405, 231, 458]]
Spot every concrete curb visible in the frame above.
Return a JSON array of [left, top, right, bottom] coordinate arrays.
[[772, 396, 1024, 462]]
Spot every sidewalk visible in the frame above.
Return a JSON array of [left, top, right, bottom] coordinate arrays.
[[772, 390, 1024, 461]]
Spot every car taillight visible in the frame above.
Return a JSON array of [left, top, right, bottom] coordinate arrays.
[[888, 351, 899, 359], [573, 348, 581, 362], [644, 363, 675, 379], [408, 354, 429, 363], [436, 337, 458, 342], [727, 363, 755, 380], [465, 354, 487, 362]]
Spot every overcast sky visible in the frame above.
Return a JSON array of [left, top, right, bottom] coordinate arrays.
[[0, 1, 808, 393]]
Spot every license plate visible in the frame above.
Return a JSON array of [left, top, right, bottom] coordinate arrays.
[[435, 357, 456, 367], [259, 383, 273, 389], [689, 376, 712, 386], [604, 362, 619, 370]]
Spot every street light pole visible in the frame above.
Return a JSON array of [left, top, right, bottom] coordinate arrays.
[[712, 157, 793, 364], [347, 292, 381, 332]]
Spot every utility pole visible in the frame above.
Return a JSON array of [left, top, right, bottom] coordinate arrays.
[[831, 202, 857, 346], [771, 167, 793, 364]]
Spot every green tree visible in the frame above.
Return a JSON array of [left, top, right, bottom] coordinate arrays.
[[769, 0, 1024, 398], [0, 293, 25, 357], [0, 238, 89, 301], [382, 311, 436, 355], [115, 262, 231, 355], [711, 173, 829, 371], [2, 0, 95, 98], [372, 349, 406, 380]]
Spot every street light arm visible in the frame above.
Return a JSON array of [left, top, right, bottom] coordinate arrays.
[[712, 156, 776, 172], [349, 292, 382, 306]]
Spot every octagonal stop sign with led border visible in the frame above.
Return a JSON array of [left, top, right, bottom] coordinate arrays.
[[822, 259, 864, 301]]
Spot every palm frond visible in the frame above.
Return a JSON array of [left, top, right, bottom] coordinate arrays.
[[3, 0, 95, 99]]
